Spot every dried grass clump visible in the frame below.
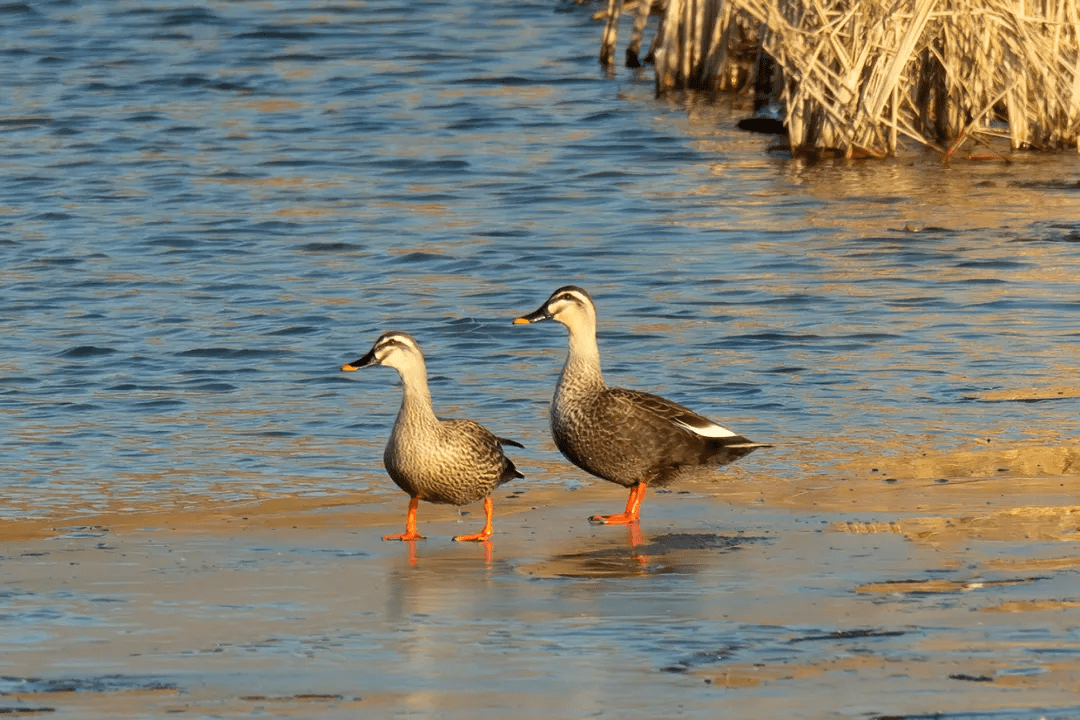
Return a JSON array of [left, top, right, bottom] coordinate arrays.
[[601, 0, 1080, 155]]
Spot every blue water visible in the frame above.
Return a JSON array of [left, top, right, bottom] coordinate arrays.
[[2, 0, 1080, 520], [4, 3, 1080, 719]]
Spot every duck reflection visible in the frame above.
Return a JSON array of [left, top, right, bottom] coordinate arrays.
[[388, 535, 495, 568], [533, 529, 765, 579]]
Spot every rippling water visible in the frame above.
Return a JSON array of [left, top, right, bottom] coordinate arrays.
[[3, 0, 1080, 519]]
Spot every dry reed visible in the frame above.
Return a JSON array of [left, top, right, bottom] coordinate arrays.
[[600, 0, 1080, 155]]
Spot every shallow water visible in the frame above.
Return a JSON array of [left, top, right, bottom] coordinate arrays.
[[3, 0, 1078, 516], [2, 0, 1080, 717], [5, 498, 1080, 719]]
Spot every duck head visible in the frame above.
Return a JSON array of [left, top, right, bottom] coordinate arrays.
[[513, 286, 596, 329], [341, 331, 424, 373]]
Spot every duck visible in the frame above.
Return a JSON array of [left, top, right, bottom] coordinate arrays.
[[513, 286, 769, 525], [341, 331, 523, 542]]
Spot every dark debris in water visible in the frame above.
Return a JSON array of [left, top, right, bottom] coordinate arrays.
[[789, 628, 907, 643], [241, 694, 348, 702], [0, 707, 55, 715], [0, 675, 177, 696], [949, 673, 994, 682], [869, 710, 1080, 720]]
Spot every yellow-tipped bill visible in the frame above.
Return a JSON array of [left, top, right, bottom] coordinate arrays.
[[513, 305, 552, 325], [340, 348, 377, 372]]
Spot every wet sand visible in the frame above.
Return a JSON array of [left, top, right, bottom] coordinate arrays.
[[3, 441, 1079, 719]]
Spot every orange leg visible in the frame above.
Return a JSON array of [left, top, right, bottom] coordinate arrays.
[[453, 497, 494, 542], [589, 482, 647, 525], [383, 497, 426, 541]]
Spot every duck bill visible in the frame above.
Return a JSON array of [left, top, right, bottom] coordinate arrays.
[[513, 306, 551, 325], [340, 348, 377, 372]]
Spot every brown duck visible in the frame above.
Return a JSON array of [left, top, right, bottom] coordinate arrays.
[[341, 331, 523, 542], [514, 286, 769, 525]]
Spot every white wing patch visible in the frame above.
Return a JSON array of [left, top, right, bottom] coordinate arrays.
[[673, 417, 739, 438]]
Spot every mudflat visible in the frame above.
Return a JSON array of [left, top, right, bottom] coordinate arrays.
[[3, 441, 1079, 719]]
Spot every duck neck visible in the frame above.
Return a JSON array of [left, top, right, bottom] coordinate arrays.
[[559, 317, 606, 396], [393, 358, 439, 427]]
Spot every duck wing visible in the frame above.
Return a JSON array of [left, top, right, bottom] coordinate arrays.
[[608, 386, 771, 473], [438, 419, 525, 494], [608, 388, 744, 440]]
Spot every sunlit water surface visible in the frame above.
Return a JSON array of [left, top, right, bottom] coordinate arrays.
[[4, 1, 1078, 517], [2, 2, 1080, 716]]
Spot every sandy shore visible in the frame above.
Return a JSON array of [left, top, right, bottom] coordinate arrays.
[[2, 441, 1079, 719]]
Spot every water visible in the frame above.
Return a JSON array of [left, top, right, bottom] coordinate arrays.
[[2, 1, 1080, 717], [4, 0, 1077, 517]]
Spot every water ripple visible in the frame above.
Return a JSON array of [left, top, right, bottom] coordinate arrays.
[[0, 0, 1078, 518]]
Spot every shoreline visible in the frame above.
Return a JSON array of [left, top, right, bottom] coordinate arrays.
[[2, 445, 1079, 719]]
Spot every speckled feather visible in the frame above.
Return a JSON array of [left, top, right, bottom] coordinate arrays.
[[346, 331, 522, 507], [519, 286, 767, 490], [385, 416, 522, 506]]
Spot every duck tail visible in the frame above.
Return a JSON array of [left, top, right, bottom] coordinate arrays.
[[500, 458, 525, 483]]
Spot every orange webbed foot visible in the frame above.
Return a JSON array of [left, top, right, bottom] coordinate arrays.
[[588, 512, 636, 525], [590, 483, 647, 525], [452, 530, 492, 542], [384, 497, 426, 541], [382, 531, 426, 541], [453, 497, 494, 543]]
